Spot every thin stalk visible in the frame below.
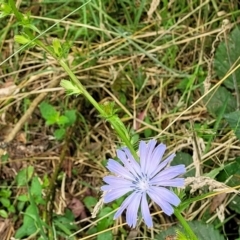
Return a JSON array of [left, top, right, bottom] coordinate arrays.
[[174, 208, 198, 240]]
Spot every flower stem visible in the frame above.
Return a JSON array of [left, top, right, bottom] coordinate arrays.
[[34, 39, 138, 159], [174, 208, 198, 240]]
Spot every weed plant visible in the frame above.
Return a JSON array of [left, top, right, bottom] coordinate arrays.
[[0, 0, 240, 239]]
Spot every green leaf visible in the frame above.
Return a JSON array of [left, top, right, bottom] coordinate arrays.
[[83, 196, 98, 212], [16, 166, 34, 186], [17, 194, 29, 202], [57, 115, 69, 125], [0, 210, 8, 218], [64, 110, 76, 126], [53, 210, 77, 235], [204, 86, 236, 117], [171, 152, 195, 177], [52, 39, 62, 57], [14, 35, 32, 45], [23, 23, 40, 33], [0, 197, 10, 208], [228, 195, 240, 214], [97, 207, 114, 231], [97, 231, 112, 240], [54, 128, 66, 140], [14, 204, 38, 239], [224, 110, 240, 139], [30, 177, 44, 204], [0, 189, 11, 198], [8, 205, 15, 213], [214, 26, 240, 90], [60, 80, 82, 95], [156, 221, 225, 240], [0, 2, 12, 18], [39, 102, 59, 125], [217, 157, 240, 185]]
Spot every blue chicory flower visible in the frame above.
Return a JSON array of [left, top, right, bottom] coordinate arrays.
[[101, 139, 186, 228]]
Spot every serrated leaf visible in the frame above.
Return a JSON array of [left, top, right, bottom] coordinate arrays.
[[156, 221, 224, 240], [214, 26, 240, 89], [39, 102, 59, 125], [224, 110, 240, 139], [204, 86, 236, 117], [171, 152, 195, 177]]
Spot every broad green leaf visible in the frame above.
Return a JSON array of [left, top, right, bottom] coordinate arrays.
[[224, 110, 240, 139], [0, 209, 8, 218], [217, 158, 240, 183], [30, 177, 44, 204], [53, 210, 77, 235], [171, 152, 195, 177], [97, 207, 114, 231], [64, 110, 76, 126], [0, 189, 11, 198], [97, 231, 112, 240], [0, 197, 10, 208], [54, 128, 66, 140], [39, 102, 59, 125], [156, 221, 224, 240], [57, 115, 69, 125], [83, 196, 98, 212], [14, 204, 38, 239], [204, 86, 236, 117], [214, 26, 240, 90], [16, 166, 34, 186], [217, 155, 240, 217], [8, 205, 15, 213], [17, 194, 29, 202]]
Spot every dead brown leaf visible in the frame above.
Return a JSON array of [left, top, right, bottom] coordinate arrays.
[[68, 198, 87, 219], [210, 193, 227, 213]]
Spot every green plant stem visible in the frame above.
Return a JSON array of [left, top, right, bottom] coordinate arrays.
[[174, 208, 198, 240], [58, 59, 138, 159], [8, 0, 138, 159]]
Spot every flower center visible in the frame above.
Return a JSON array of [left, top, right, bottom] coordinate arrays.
[[138, 179, 149, 191], [133, 176, 150, 192]]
